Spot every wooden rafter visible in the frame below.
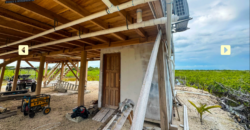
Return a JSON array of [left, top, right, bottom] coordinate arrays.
[[8, 2, 108, 44], [0, 17, 75, 48], [54, 0, 126, 41], [0, 7, 96, 46], [109, 0, 147, 37]]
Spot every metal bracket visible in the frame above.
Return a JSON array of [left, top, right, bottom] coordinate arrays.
[[54, 18, 58, 30], [6, 38, 10, 47], [79, 27, 83, 39]]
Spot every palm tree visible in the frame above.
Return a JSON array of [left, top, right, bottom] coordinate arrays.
[[188, 100, 221, 124]]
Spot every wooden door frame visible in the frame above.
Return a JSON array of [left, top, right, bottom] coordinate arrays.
[[101, 53, 121, 108]]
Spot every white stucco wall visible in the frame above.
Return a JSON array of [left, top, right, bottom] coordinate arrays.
[[98, 42, 172, 121]]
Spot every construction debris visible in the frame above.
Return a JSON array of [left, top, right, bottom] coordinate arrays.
[[99, 99, 135, 130], [55, 88, 67, 93], [0, 94, 30, 102], [0, 111, 17, 119], [0, 90, 28, 96], [65, 113, 84, 123]]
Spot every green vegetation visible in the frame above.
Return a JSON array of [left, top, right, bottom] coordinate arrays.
[[0, 66, 100, 81], [175, 70, 250, 93], [188, 100, 221, 124]]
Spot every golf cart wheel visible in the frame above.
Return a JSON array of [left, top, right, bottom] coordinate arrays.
[[29, 110, 35, 118], [6, 86, 12, 91], [5, 86, 9, 91], [31, 84, 36, 92], [43, 107, 51, 115], [16, 85, 20, 90]]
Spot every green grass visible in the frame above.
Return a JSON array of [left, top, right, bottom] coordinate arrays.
[[175, 70, 250, 93], [0, 67, 100, 81]]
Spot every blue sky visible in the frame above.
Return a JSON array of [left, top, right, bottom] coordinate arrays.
[[174, 0, 249, 70], [1, 0, 249, 70]]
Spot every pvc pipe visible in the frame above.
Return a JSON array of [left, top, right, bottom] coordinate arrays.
[[137, 9, 142, 23], [0, 0, 157, 49], [166, 0, 173, 58], [102, 0, 113, 8], [0, 17, 176, 57]]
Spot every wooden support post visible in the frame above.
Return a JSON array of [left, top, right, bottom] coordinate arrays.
[[0, 65, 6, 92], [12, 59, 21, 91], [75, 62, 79, 85], [85, 61, 88, 86], [43, 62, 49, 87], [77, 50, 87, 106], [35, 56, 45, 95], [60, 61, 65, 81], [157, 41, 169, 130]]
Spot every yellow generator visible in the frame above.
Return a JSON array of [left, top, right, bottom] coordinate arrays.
[[21, 94, 51, 118]]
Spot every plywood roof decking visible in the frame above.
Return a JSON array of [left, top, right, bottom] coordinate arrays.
[[0, 0, 164, 62]]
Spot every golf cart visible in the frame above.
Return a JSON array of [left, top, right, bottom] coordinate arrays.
[[6, 67, 37, 92]]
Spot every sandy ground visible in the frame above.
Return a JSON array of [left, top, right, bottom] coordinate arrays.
[[172, 85, 245, 130], [0, 81, 157, 130], [0, 83, 245, 130]]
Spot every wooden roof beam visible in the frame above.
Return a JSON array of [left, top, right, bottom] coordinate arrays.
[[0, 7, 95, 46], [109, 0, 147, 37], [0, 37, 59, 52], [9, 2, 108, 44], [54, 0, 127, 41], [0, 16, 77, 49], [85, 35, 156, 51]]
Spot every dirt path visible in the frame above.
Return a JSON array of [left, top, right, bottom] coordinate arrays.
[[172, 85, 245, 130]]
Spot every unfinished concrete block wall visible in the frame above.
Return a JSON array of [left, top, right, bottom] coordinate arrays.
[[98, 42, 173, 121]]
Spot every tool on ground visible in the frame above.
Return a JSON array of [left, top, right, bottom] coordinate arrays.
[[21, 94, 51, 118], [71, 105, 90, 119]]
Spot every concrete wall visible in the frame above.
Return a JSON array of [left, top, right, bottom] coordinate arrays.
[[98, 42, 172, 121]]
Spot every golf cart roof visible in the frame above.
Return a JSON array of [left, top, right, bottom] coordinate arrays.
[[9, 67, 37, 70]]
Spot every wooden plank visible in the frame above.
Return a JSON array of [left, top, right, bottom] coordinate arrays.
[[0, 111, 17, 119], [0, 7, 95, 46], [11, 59, 21, 91], [67, 57, 80, 72], [66, 63, 79, 80], [131, 30, 162, 130], [77, 50, 87, 106], [54, 0, 126, 41], [0, 16, 75, 49], [11, 2, 105, 44], [0, 64, 6, 92], [25, 60, 39, 73], [92, 108, 110, 122], [156, 41, 169, 130], [75, 62, 79, 85], [60, 61, 65, 81], [43, 62, 49, 87], [113, 108, 133, 130], [35, 56, 45, 95], [86, 36, 156, 51], [184, 105, 189, 130], [101, 109, 115, 123]]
